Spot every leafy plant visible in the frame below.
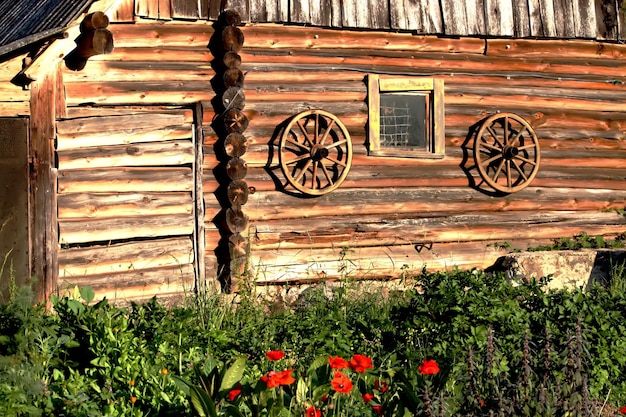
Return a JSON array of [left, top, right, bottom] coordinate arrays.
[[3, 268, 626, 415], [527, 231, 625, 251]]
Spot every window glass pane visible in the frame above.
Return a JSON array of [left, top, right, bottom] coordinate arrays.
[[379, 93, 427, 149]]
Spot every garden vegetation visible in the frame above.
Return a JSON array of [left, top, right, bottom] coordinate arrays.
[[1, 267, 626, 416]]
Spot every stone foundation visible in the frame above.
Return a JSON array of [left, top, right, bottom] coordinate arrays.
[[488, 249, 626, 290]]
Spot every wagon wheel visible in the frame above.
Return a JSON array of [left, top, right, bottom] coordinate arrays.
[[474, 112, 541, 193], [279, 109, 353, 196]]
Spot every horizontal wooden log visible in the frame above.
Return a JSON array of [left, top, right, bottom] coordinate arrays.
[[64, 106, 195, 123], [241, 49, 626, 80], [0, 81, 30, 105], [57, 112, 188, 134], [486, 38, 626, 59], [241, 24, 485, 52], [58, 236, 194, 277], [57, 139, 194, 169], [63, 59, 216, 82], [0, 101, 29, 117], [238, 187, 626, 221], [56, 112, 191, 150], [64, 81, 214, 105], [57, 126, 192, 150], [59, 213, 194, 244], [111, 21, 215, 47], [249, 240, 507, 283], [58, 192, 193, 219], [249, 210, 626, 249], [249, 235, 626, 284], [0, 53, 27, 81], [206, 164, 626, 193], [58, 167, 194, 193], [90, 46, 213, 62], [59, 264, 196, 303], [110, 22, 486, 53]]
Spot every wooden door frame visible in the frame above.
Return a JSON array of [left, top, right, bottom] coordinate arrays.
[[29, 62, 206, 302], [193, 102, 206, 292], [29, 64, 65, 302]]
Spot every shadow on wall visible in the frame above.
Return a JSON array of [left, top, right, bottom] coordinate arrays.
[[208, 10, 250, 293]]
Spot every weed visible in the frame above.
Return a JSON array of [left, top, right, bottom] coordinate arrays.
[[3, 268, 626, 415], [527, 231, 625, 251]]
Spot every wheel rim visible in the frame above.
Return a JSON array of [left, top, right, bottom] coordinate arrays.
[[474, 112, 541, 193], [279, 110, 353, 196]]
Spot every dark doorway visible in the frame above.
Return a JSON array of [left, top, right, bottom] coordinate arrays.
[[0, 117, 30, 302]]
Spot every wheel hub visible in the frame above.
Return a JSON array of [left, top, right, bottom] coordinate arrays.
[[503, 145, 519, 160], [311, 144, 329, 161]]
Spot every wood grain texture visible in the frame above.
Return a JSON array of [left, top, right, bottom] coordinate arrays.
[[29, 68, 57, 301], [441, 0, 467, 34], [511, 0, 530, 37], [248, 211, 626, 249], [59, 264, 195, 303], [111, 0, 135, 21], [54, 18, 626, 290], [59, 213, 194, 244], [57, 192, 193, 219], [171, 0, 199, 19], [58, 167, 194, 193], [101, 0, 616, 40], [56, 113, 191, 149], [59, 237, 194, 277]]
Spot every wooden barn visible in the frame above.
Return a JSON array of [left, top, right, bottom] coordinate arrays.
[[1, 0, 626, 302]]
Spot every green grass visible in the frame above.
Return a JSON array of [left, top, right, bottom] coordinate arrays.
[[2, 267, 626, 416]]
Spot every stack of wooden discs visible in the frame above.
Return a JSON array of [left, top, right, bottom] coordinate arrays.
[[220, 10, 250, 284]]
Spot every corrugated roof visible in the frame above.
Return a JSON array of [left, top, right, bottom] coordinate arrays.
[[0, 0, 95, 59]]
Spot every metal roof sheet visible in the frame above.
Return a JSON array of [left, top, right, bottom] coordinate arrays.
[[0, 0, 95, 58]]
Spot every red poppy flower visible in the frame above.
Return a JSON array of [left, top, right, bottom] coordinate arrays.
[[348, 354, 373, 373], [227, 383, 242, 401], [261, 371, 280, 388], [330, 371, 353, 393], [418, 359, 440, 375], [362, 393, 375, 403], [620, 405, 626, 415], [372, 405, 383, 416], [261, 369, 295, 387], [328, 356, 349, 369], [266, 350, 285, 361], [274, 369, 295, 386], [374, 379, 388, 392], [306, 406, 322, 417]]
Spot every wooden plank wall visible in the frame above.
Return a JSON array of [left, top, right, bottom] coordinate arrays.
[[232, 25, 626, 282], [118, 0, 624, 40], [61, 17, 626, 286], [0, 54, 30, 116], [55, 109, 197, 302]]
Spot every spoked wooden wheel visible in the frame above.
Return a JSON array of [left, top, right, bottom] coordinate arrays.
[[474, 112, 541, 193], [279, 110, 353, 196]]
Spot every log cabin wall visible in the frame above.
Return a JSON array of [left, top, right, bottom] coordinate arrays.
[[63, 0, 626, 289], [54, 108, 200, 301], [228, 27, 626, 283], [2, 0, 622, 297]]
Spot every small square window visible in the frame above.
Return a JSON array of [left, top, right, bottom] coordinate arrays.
[[367, 75, 445, 158]]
